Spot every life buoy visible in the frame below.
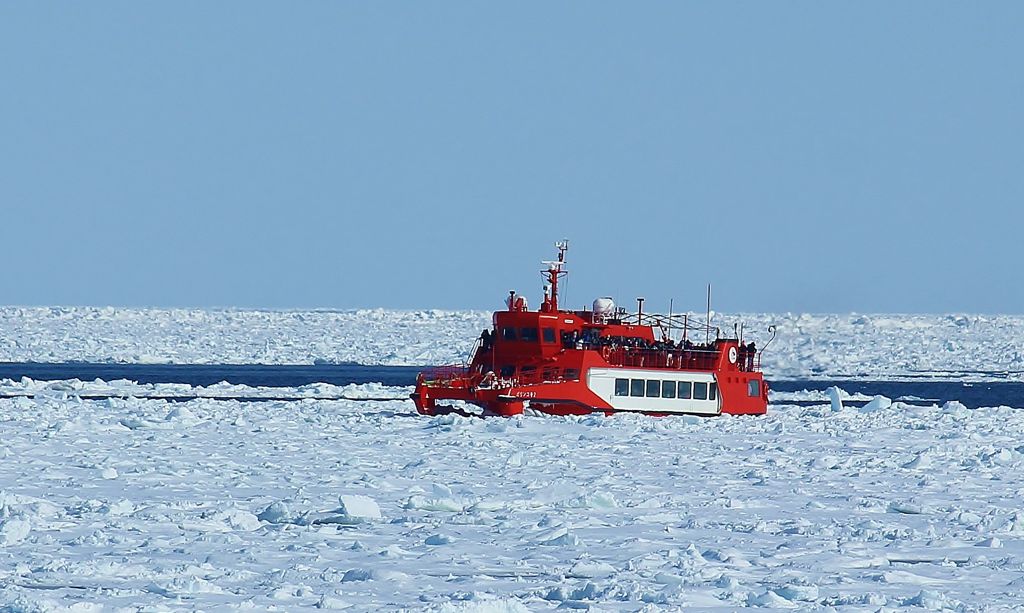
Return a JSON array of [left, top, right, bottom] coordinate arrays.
[[728, 346, 738, 364]]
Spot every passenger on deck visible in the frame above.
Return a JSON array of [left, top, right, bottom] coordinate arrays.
[[479, 370, 496, 388]]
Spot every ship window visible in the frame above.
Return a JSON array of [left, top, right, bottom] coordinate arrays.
[[661, 381, 676, 398], [543, 366, 558, 381], [615, 378, 629, 396], [748, 379, 760, 397], [709, 382, 718, 401], [630, 379, 644, 397], [502, 327, 517, 341], [520, 327, 538, 342], [694, 382, 708, 400], [563, 368, 580, 381], [542, 328, 556, 343], [646, 380, 661, 397], [678, 381, 692, 399], [521, 365, 537, 381]]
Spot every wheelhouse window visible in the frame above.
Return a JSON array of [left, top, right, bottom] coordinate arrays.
[[694, 382, 709, 400], [502, 327, 517, 341], [709, 382, 718, 401], [499, 365, 515, 378], [748, 379, 760, 397], [645, 380, 661, 397], [678, 381, 693, 399], [614, 378, 629, 396], [520, 327, 538, 342], [661, 381, 676, 398], [542, 328, 556, 343], [630, 379, 644, 397]]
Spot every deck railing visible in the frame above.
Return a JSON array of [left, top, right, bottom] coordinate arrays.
[[419, 345, 761, 391], [598, 346, 760, 372], [418, 365, 472, 386]]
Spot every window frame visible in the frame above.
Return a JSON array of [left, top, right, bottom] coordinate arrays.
[[661, 380, 676, 398], [646, 379, 661, 398], [542, 327, 556, 343], [614, 378, 629, 396], [694, 381, 709, 400], [630, 379, 645, 397], [520, 327, 538, 342], [677, 381, 693, 399]]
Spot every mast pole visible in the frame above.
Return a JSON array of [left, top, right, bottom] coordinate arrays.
[[668, 298, 673, 343], [547, 240, 569, 312], [706, 284, 711, 344]]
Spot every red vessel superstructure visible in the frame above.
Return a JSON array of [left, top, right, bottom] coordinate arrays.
[[412, 242, 771, 417]]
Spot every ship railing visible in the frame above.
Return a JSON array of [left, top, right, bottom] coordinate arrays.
[[593, 345, 763, 372], [594, 347, 719, 371], [736, 348, 760, 372], [508, 367, 581, 387], [418, 365, 473, 387]]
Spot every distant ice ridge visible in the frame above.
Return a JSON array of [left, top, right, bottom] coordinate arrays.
[[0, 306, 491, 366], [1, 307, 1024, 379]]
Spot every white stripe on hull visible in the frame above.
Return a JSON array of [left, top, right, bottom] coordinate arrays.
[[586, 368, 720, 415]]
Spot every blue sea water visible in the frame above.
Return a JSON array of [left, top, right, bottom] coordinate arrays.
[[0, 362, 420, 388], [0, 362, 1020, 409]]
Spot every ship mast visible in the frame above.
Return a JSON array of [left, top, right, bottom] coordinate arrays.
[[541, 240, 569, 312]]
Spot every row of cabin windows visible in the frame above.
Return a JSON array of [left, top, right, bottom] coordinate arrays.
[[499, 365, 579, 381], [614, 378, 717, 401], [502, 327, 557, 344]]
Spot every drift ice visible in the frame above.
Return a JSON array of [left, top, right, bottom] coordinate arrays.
[[412, 241, 771, 417]]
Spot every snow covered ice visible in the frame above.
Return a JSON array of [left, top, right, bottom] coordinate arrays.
[[1, 308, 1024, 610], [2, 388, 1024, 610]]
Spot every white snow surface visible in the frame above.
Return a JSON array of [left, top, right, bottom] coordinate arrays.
[[2, 307, 1024, 609], [2, 307, 1024, 379], [2, 392, 1024, 610]]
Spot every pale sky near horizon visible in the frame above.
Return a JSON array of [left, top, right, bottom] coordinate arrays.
[[2, 3, 1022, 314]]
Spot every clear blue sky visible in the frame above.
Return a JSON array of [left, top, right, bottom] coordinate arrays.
[[2, 3, 1021, 313]]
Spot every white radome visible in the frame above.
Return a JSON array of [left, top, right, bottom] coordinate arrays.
[[592, 297, 616, 317]]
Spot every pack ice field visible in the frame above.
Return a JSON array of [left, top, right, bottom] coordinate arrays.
[[1, 307, 1024, 611]]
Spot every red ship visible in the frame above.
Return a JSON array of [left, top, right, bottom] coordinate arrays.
[[412, 241, 772, 417]]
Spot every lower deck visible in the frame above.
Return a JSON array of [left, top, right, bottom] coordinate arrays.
[[587, 367, 721, 415]]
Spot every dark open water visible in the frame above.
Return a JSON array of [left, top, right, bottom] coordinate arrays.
[[0, 362, 1020, 409]]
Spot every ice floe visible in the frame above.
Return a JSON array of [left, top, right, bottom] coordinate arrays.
[[0, 388, 1022, 609]]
